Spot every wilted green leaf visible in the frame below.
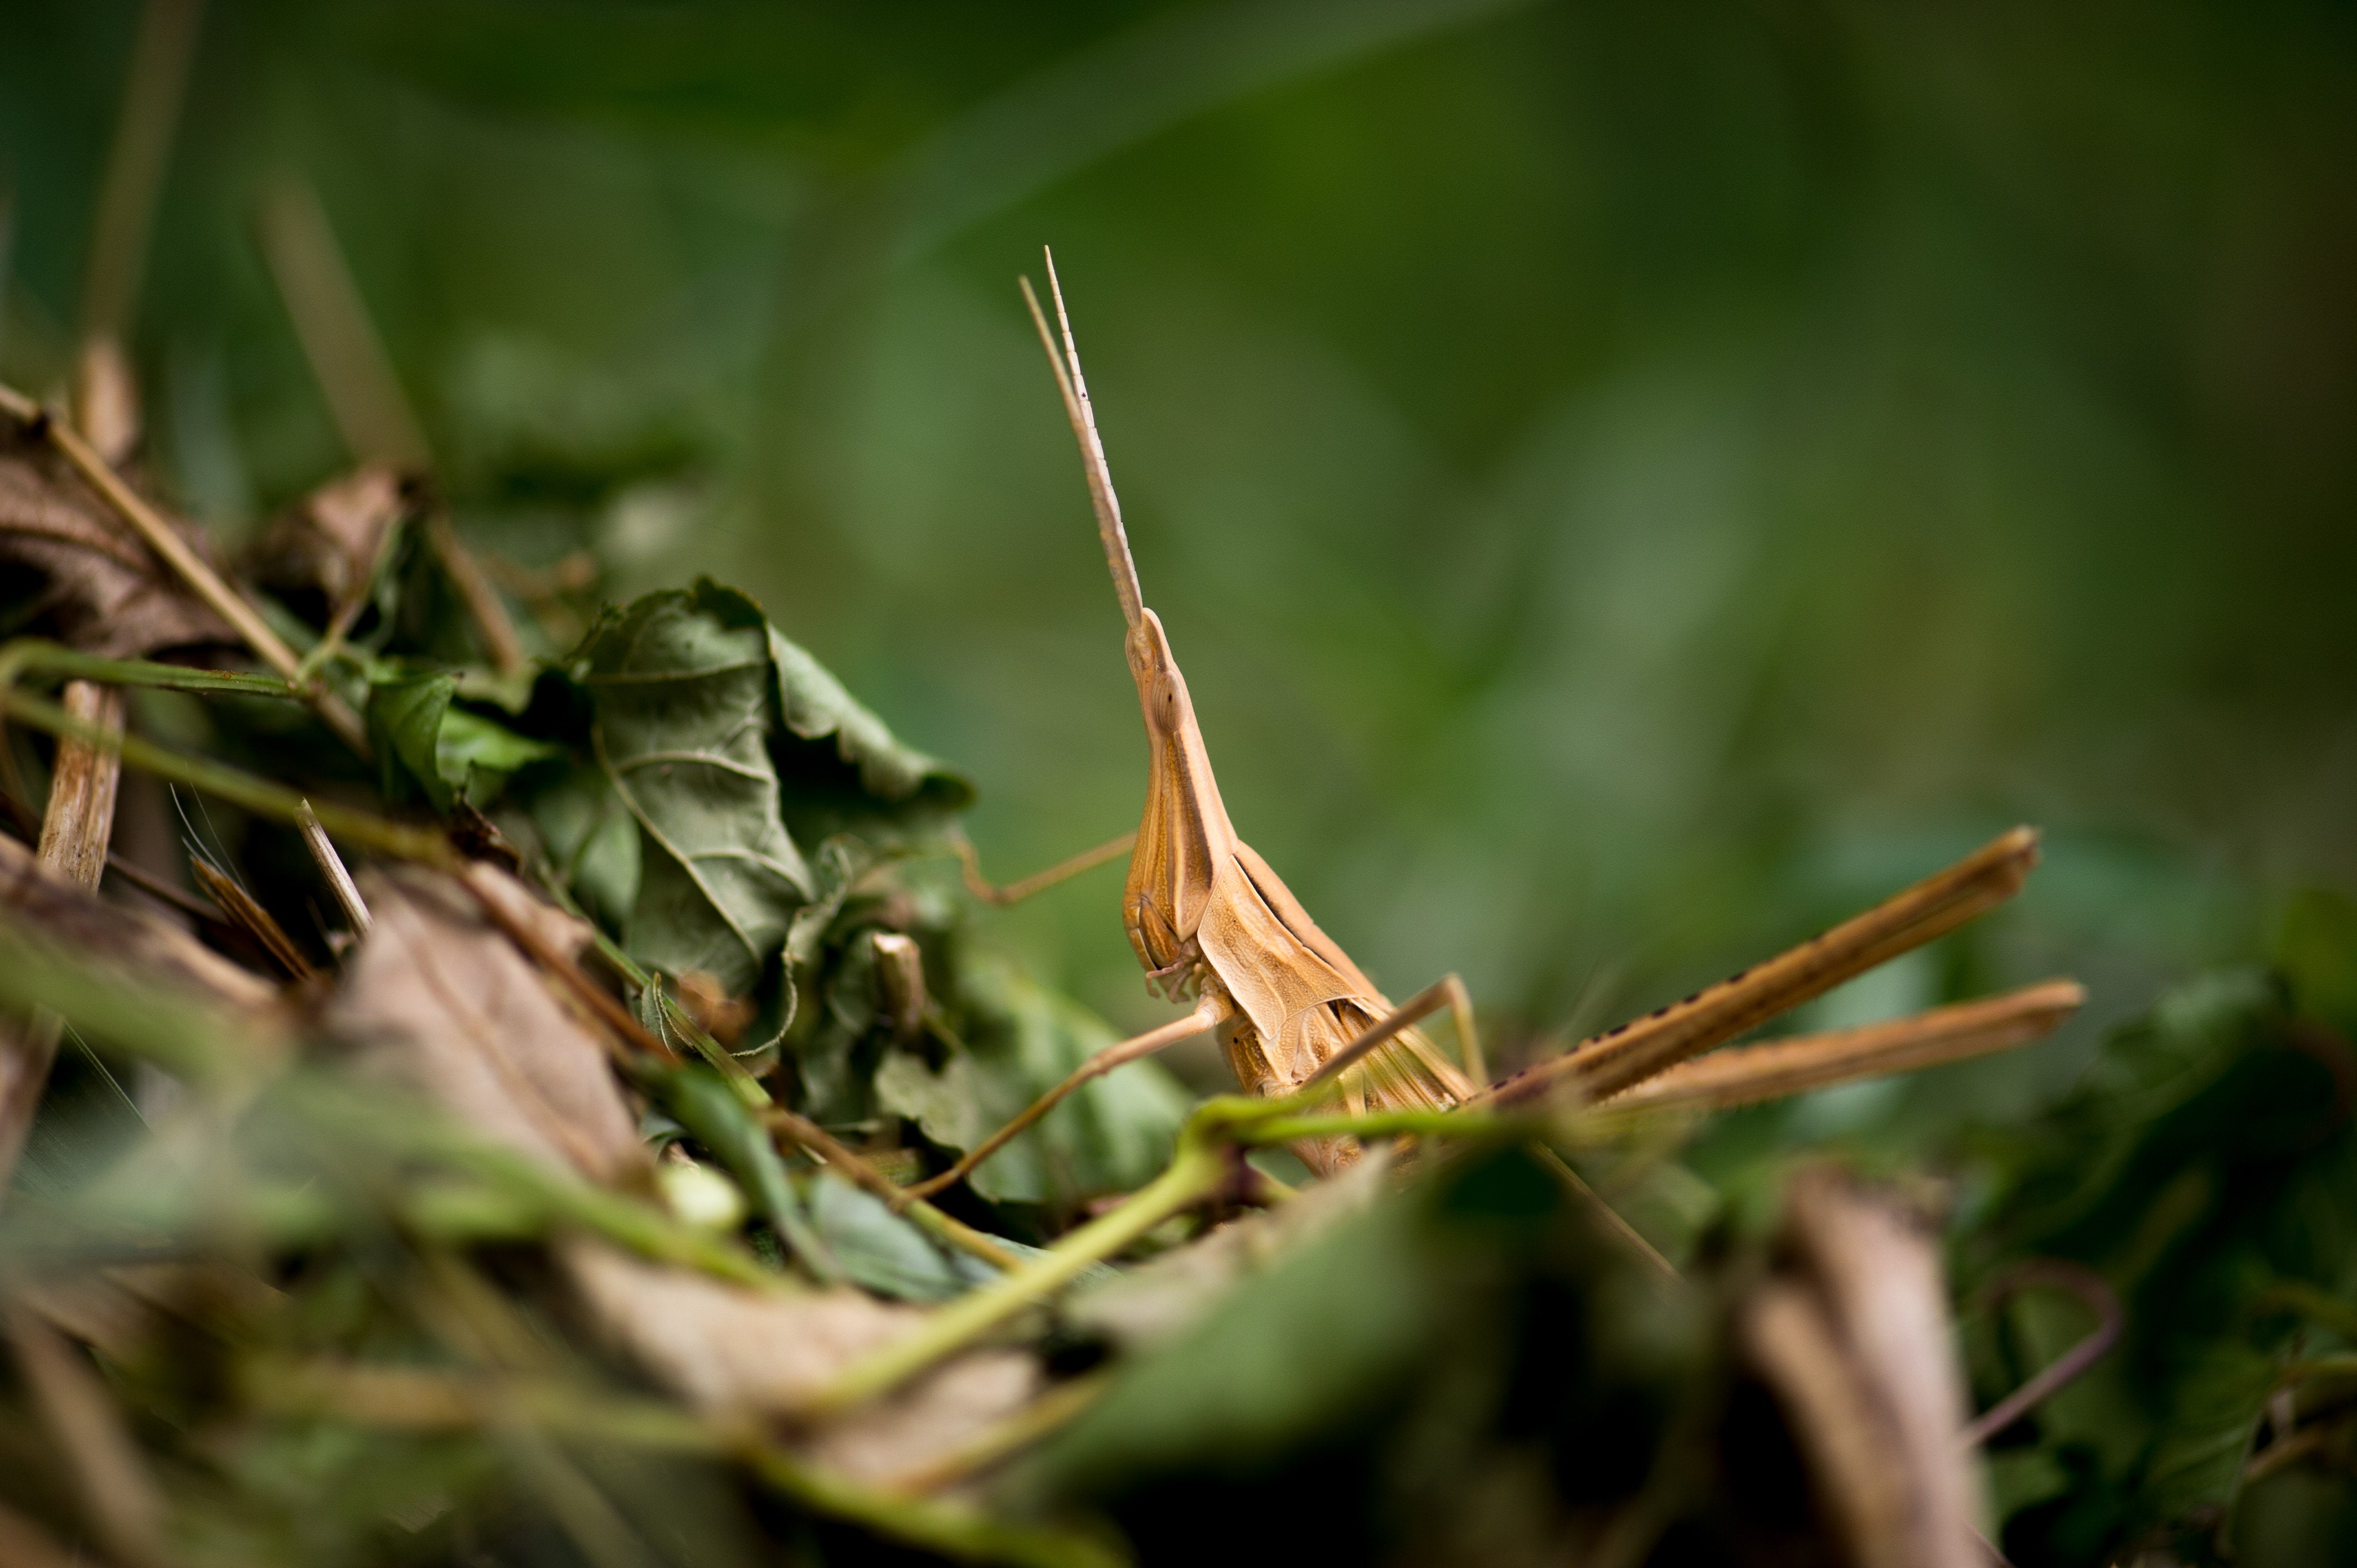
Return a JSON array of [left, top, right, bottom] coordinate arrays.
[[366, 663, 558, 812], [804, 1172, 995, 1302], [581, 583, 815, 993], [523, 764, 641, 933], [579, 580, 966, 997]]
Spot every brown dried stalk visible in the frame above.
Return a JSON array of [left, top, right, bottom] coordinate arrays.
[[0, 384, 370, 757], [257, 178, 528, 675], [0, 680, 126, 1187]]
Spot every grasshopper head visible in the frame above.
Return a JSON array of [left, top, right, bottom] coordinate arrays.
[[1120, 609, 1236, 986]]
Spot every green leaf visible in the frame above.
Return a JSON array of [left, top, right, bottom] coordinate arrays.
[[649, 1064, 838, 1285], [579, 579, 969, 997], [1022, 1196, 1440, 1497], [802, 1171, 996, 1302], [524, 764, 641, 933], [767, 624, 971, 822], [366, 663, 559, 813], [581, 584, 814, 994]]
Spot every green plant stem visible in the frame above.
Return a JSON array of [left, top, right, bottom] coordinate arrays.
[[805, 1089, 1547, 1420], [739, 1447, 1125, 1568], [799, 1134, 1229, 1420], [0, 640, 303, 700], [1238, 1106, 1533, 1146], [0, 684, 449, 863]]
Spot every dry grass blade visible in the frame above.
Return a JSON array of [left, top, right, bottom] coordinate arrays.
[[256, 179, 527, 674], [1604, 979, 2086, 1115], [35, 681, 126, 890], [253, 179, 430, 470], [295, 797, 370, 936], [187, 856, 313, 981], [1485, 827, 2041, 1107], [78, 0, 205, 350]]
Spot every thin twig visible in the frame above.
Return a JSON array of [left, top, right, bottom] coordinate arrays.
[[1959, 1261, 2122, 1448], [296, 797, 370, 936], [79, 0, 205, 347], [1531, 1145, 1681, 1285], [0, 381, 370, 756], [426, 511, 527, 675]]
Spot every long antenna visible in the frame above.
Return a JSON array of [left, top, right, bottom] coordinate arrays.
[[1022, 248, 1144, 630]]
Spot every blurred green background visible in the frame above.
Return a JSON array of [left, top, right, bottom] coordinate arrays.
[[4, 0, 2352, 1128]]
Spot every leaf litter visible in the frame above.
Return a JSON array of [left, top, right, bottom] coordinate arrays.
[[0, 260, 2348, 1568]]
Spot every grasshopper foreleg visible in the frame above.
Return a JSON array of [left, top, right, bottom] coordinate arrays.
[[954, 830, 1136, 907], [899, 996, 1223, 1201]]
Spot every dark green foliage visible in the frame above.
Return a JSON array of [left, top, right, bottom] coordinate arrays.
[[1958, 952, 2357, 1566]]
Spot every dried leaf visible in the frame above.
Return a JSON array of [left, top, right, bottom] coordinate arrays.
[[245, 463, 408, 611], [0, 428, 229, 657], [327, 867, 642, 1185], [765, 622, 971, 817], [1743, 1170, 1981, 1568], [563, 1241, 1039, 1483], [0, 829, 275, 1012]]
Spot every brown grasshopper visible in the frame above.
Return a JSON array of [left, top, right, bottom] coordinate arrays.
[[909, 253, 2081, 1196]]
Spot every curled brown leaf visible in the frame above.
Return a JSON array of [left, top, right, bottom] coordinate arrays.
[[0, 426, 229, 659]]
